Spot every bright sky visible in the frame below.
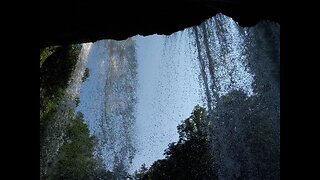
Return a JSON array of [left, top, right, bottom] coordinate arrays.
[[131, 33, 203, 172]]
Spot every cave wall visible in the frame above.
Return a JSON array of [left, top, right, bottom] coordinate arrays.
[[39, 0, 280, 47]]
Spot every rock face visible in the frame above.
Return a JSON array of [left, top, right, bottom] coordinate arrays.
[[39, 0, 279, 47]]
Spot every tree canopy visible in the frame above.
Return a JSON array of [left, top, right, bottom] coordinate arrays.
[[45, 112, 113, 180], [134, 105, 217, 180]]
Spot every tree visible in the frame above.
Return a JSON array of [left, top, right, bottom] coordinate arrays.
[[48, 112, 99, 179], [40, 44, 82, 138], [75, 96, 80, 107], [133, 163, 149, 180], [82, 68, 90, 82], [136, 105, 217, 180]]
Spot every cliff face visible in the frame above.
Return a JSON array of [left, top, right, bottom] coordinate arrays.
[[39, 0, 280, 47]]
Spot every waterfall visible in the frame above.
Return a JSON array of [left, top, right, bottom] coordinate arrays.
[[66, 43, 93, 104], [40, 43, 92, 177], [99, 39, 137, 174], [65, 13, 280, 179], [188, 14, 280, 179], [76, 39, 138, 176]]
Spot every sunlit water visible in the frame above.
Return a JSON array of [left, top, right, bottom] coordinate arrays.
[[73, 13, 279, 179]]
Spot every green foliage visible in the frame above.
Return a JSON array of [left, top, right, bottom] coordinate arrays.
[[48, 112, 97, 179], [40, 44, 81, 143], [177, 105, 209, 143], [134, 105, 217, 180], [42, 111, 115, 180], [133, 163, 149, 180], [82, 68, 90, 82], [40, 46, 60, 68], [40, 44, 81, 99], [75, 96, 80, 107]]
